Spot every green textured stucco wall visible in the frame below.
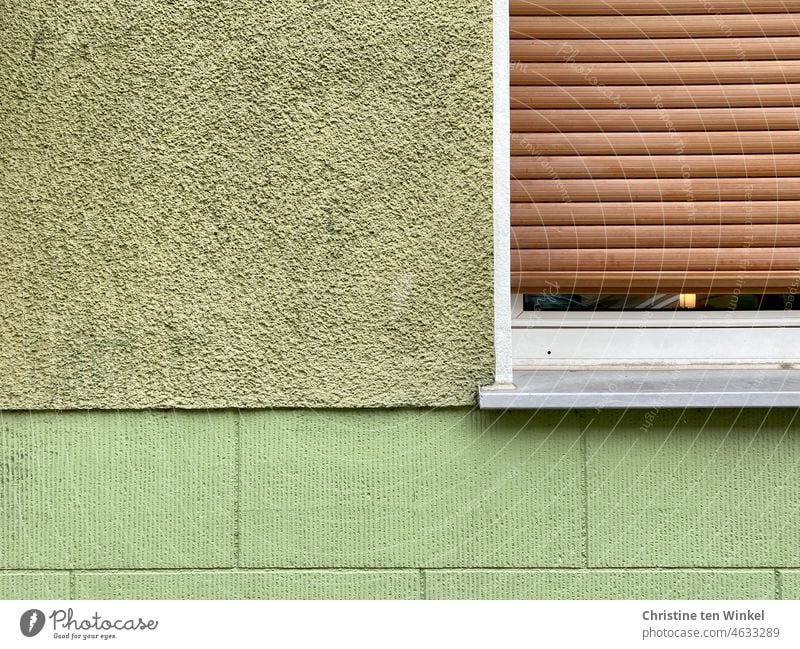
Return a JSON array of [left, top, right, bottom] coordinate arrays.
[[2, 409, 800, 599], [0, 0, 493, 409]]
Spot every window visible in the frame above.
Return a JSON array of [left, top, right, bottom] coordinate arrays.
[[483, 0, 800, 408]]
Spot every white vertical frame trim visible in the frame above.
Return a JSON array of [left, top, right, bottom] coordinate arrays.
[[491, 0, 514, 386]]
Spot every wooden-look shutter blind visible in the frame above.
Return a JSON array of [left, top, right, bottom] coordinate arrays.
[[510, 0, 800, 294]]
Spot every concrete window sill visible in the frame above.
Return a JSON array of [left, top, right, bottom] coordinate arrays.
[[478, 367, 800, 409]]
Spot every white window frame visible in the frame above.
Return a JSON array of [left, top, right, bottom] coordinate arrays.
[[488, 0, 800, 399]]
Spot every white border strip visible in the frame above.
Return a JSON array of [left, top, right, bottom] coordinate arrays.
[[491, 0, 514, 386]]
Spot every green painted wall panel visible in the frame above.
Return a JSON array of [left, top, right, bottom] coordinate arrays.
[[426, 570, 777, 600], [0, 572, 71, 600], [585, 409, 800, 567], [0, 0, 493, 409], [0, 411, 236, 569], [777, 571, 800, 599], [73, 570, 421, 599], [239, 409, 584, 567], [1, 569, 782, 600], [3, 0, 798, 604]]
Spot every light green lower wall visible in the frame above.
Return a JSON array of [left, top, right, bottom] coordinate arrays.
[[2, 408, 799, 599]]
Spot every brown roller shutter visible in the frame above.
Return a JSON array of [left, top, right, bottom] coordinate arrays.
[[510, 1, 800, 294]]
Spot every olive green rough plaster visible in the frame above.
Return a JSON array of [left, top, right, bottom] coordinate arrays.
[[0, 1, 494, 409]]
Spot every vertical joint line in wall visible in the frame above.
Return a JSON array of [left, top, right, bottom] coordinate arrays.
[[69, 570, 76, 599], [235, 409, 241, 568], [775, 569, 782, 600], [420, 569, 427, 600], [581, 423, 589, 568]]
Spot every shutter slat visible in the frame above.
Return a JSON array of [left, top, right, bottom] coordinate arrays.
[[512, 61, 800, 85], [512, 155, 800, 179], [511, 15, 800, 38], [512, 108, 800, 132], [512, 225, 800, 248], [511, 84, 800, 109], [510, 1, 800, 15], [512, 248, 800, 271], [512, 272, 800, 293], [512, 178, 800, 201], [511, 38, 800, 62], [511, 202, 800, 225], [511, 132, 800, 155]]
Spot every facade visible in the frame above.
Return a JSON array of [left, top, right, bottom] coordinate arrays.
[[2, 1, 800, 600]]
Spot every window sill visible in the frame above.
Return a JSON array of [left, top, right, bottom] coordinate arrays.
[[478, 367, 800, 409]]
